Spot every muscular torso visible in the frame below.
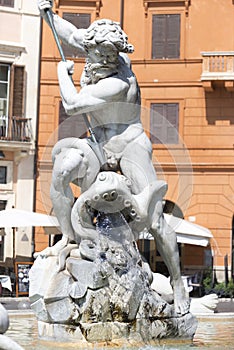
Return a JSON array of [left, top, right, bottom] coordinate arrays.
[[81, 58, 141, 143]]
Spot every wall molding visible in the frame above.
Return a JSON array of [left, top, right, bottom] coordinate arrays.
[[55, 0, 102, 17], [143, 0, 191, 17]]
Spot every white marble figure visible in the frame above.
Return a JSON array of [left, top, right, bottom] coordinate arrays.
[[37, 0, 190, 316], [0, 303, 25, 350], [151, 273, 219, 314]]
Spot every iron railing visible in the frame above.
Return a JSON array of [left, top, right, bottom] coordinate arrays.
[[0, 116, 32, 142]]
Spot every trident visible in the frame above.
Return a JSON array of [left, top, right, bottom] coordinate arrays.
[[44, 8, 107, 167]]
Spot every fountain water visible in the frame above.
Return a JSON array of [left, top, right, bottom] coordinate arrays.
[[5, 312, 234, 349]]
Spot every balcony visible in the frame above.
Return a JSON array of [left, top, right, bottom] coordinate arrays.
[[0, 116, 32, 143], [201, 52, 234, 91]]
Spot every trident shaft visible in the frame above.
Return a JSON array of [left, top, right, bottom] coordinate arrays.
[[44, 8, 106, 166]]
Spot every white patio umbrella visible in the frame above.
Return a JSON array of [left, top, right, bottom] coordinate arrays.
[[0, 209, 59, 228], [139, 213, 213, 247], [0, 210, 213, 246], [0, 209, 60, 283], [164, 213, 213, 246]]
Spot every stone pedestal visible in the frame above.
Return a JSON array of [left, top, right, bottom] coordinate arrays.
[[29, 239, 197, 345]]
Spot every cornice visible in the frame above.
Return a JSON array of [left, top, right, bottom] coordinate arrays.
[[143, 0, 191, 17], [153, 163, 234, 172], [38, 160, 53, 171], [40, 79, 81, 87], [42, 57, 85, 63], [138, 81, 202, 87], [54, 0, 102, 17], [41, 57, 202, 65], [131, 58, 202, 65], [0, 41, 26, 62]]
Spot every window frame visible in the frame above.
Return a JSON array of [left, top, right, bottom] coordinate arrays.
[[0, 161, 13, 190], [0, 0, 14, 8], [144, 99, 184, 148], [57, 6, 96, 26], [144, 8, 185, 60], [61, 12, 91, 58], [152, 13, 181, 59], [150, 102, 180, 144], [58, 100, 88, 140], [0, 63, 11, 118], [0, 63, 26, 139], [55, 7, 96, 60]]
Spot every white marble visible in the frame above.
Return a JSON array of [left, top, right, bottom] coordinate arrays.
[[30, 0, 198, 343]]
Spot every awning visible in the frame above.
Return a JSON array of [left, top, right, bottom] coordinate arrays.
[[0, 209, 59, 228], [139, 213, 213, 247], [0, 210, 213, 246]]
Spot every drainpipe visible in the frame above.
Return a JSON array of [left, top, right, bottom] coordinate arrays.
[[120, 0, 124, 29], [32, 17, 43, 258]]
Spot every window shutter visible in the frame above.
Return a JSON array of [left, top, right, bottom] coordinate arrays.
[[12, 66, 25, 117], [152, 14, 180, 59], [166, 15, 180, 58], [150, 103, 179, 144], [58, 101, 87, 140], [165, 103, 179, 143], [0, 0, 14, 7], [62, 13, 91, 58], [150, 103, 164, 143], [152, 15, 166, 59]]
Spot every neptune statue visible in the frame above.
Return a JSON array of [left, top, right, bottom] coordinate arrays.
[[29, 1, 197, 345]]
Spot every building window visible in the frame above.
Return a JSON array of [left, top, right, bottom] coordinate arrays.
[[0, 64, 25, 138], [62, 13, 91, 58], [150, 103, 179, 144], [0, 64, 25, 117], [152, 14, 180, 59], [0, 166, 7, 184], [0, 0, 14, 7], [0, 200, 6, 261], [58, 101, 87, 140], [0, 64, 10, 118], [0, 161, 12, 190]]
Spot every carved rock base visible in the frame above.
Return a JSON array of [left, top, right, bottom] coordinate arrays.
[[29, 239, 197, 346], [37, 315, 197, 345]]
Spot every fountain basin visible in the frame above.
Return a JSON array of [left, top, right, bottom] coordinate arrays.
[[4, 310, 234, 350]]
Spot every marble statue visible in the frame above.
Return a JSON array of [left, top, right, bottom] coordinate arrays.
[[151, 273, 219, 314], [29, 0, 197, 344], [0, 303, 25, 350]]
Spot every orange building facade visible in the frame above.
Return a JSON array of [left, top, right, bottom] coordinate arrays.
[[35, 0, 234, 281]]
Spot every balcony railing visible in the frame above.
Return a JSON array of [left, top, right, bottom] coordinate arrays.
[[0, 116, 32, 142], [201, 52, 234, 81]]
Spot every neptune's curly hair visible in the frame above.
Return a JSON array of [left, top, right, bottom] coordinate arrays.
[[83, 19, 134, 54]]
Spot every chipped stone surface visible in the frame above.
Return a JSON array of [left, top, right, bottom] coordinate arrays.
[[30, 298, 49, 323], [30, 234, 197, 343], [46, 297, 78, 324]]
